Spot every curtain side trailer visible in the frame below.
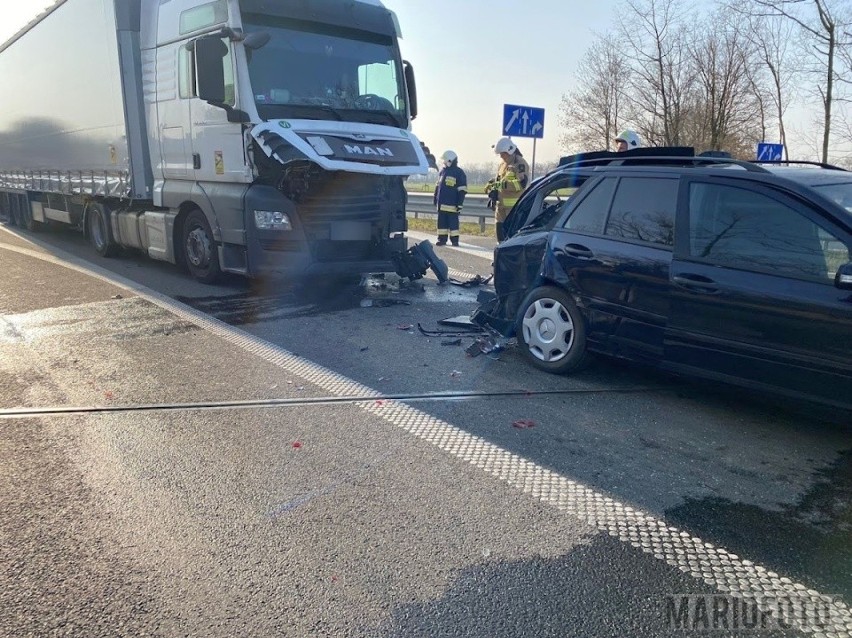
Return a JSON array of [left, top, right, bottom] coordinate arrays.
[[0, 0, 431, 283]]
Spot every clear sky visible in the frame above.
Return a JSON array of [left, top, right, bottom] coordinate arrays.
[[2, 1, 619, 169], [385, 0, 620, 168]]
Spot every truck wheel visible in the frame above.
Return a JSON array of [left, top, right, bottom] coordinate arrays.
[[516, 286, 589, 374], [182, 209, 221, 284], [87, 203, 118, 257]]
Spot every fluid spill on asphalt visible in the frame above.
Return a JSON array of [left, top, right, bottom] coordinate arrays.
[[665, 450, 852, 601], [175, 275, 477, 326]]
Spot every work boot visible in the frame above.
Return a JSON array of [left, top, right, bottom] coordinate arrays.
[[436, 234, 448, 246], [450, 237, 459, 246], [496, 222, 505, 242]]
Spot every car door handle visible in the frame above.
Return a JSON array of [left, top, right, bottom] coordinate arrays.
[[673, 274, 720, 294], [564, 244, 594, 259]]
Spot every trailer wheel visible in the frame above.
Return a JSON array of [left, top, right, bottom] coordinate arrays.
[[87, 203, 118, 257], [182, 209, 221, 284]]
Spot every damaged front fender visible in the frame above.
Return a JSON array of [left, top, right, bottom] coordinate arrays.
[[472, 230, 551, 336]]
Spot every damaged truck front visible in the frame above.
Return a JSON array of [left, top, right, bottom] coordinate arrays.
[[239, 0, 432, 281], [0, 0, 432, 283]]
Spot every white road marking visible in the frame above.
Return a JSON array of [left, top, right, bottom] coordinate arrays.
[[1, 227, 849, 634]]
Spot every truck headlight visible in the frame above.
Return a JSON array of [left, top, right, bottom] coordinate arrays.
[[254, 210, 292, 231]]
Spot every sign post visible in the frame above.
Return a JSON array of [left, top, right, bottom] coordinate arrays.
[[502, 103, 545, 179]]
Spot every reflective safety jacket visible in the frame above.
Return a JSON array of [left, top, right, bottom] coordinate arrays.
[[495, 153, 530, 215], [433, 163, 468, 213]]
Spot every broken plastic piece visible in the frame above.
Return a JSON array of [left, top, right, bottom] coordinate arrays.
[[391, 240, 449, 283], [417, 323, 488, 338], [439, 315, 478, 328], [441, 338, 462, 346], [360, 298, 411, 308], [449, 274, 493, 288], [512, 419, 536, 429]]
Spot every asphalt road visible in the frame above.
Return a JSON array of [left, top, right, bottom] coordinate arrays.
[[0, 223, 849, 637]]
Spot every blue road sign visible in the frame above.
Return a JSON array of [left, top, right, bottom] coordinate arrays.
[[757, 143, 784, 161], [503, 104, 545, 139]]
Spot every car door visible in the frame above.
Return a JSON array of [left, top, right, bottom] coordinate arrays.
[[548, 173, 679, 360], [666, 176, 852, 407]]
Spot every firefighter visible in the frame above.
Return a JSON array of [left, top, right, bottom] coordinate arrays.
[[433, 150, 467, 246], [487, 137, 530, 241], [615, 129, 642, 152]]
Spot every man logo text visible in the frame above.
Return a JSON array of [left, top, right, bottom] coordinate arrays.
[[343, 145, 394, 157]]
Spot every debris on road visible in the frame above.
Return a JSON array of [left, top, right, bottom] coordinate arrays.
[[465, 335, 508, 358], [417, 323, 488, 338], [512, 419, 536, 429], [397, 324, 414, 331], [438, 315, 479, 328], [441, 338, 462, 346], [450, 370, 462, 378], [292, 441, 303, 449], [360, 298, 411, 308], [448, 274, 493, 288]]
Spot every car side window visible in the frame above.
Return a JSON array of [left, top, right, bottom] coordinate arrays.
[[605, 177, 677, 246], [687, 182, 851, 282], [563, 177, 617, 235]]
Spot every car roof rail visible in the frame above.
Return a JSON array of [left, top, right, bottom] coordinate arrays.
[[755, 159, 848, 171], [557, 146, 771, 173]]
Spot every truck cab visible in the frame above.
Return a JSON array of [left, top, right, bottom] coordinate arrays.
[[143, 0, 428, 282]]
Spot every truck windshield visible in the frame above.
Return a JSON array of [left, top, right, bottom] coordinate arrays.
[[242, 16, 407, 128]]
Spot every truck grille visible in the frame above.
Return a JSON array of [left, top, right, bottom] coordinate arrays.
[[297, 174, 397, 262]]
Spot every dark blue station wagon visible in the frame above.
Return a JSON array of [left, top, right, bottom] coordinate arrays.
[[476, 150, 852, 411]]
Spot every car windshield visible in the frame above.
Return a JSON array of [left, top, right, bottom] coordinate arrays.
[[242, 15, 406, 127], [811, 182, 852, 212]]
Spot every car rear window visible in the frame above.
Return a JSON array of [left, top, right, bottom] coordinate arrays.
[[604, 177, 678, 246]]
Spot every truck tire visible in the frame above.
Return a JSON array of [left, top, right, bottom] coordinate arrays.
[[87, 203, 119, 257], [182, 209, 221, 284]]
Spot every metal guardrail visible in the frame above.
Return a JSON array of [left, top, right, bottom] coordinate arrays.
[[406, 193, 492, 231]]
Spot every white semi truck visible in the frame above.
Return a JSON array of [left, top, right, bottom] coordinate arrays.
[[0, 0, 434, 283]]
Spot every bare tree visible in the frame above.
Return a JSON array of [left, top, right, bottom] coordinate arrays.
[[751, 13, 798, 157], [688, 11, 766, 153], [618, 0, 697, 146], [740, 0, 852, 163], [559, 35, 630, 153]]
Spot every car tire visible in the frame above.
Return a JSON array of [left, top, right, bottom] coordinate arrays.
[[516, 285, 588, 374], [182, 209, 221, 284], [87, 203, 118, 257]]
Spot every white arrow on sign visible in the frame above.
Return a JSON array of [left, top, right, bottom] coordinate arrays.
[[522, 111, 530, 135], [531, 122, 543, 136], [504, 109, 520, 133]]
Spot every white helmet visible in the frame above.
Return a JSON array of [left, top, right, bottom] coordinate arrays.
[[440, 150, 458, 166], [615, 129, 642, 151], [493, 137, 517, 155]]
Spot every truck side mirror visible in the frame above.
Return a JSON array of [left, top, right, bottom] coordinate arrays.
[[194, 36, 227, 104], [403, 60, 418, 121]]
